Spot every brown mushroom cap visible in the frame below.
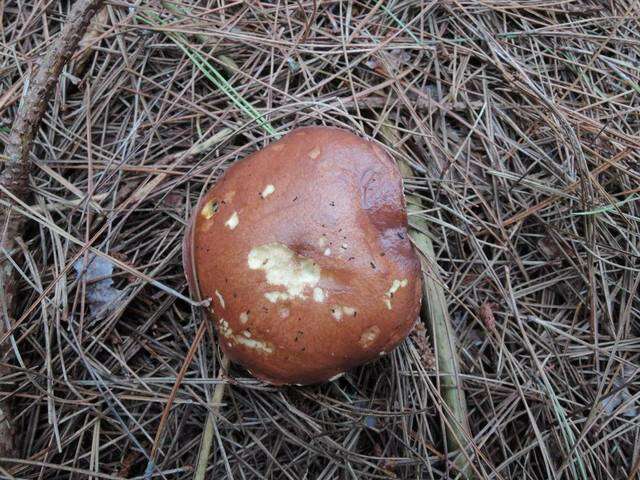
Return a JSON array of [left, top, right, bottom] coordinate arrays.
[[183, 126, 422, 385]]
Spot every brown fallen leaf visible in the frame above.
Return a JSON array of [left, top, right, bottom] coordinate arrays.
[[479, 301, 497, 331]]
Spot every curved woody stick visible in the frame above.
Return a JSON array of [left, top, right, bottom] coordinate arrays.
[[0, 0, 104, 458]]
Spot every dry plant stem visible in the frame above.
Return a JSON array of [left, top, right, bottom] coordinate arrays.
[[146, 318, 209, 476], [0, 0, 104, 458], [194, 354, 230, 480], [417, 236, 473, 476], [398, 159, 473, 477]]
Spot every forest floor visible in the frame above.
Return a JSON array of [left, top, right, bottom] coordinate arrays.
[[1, 1, 639, 479]]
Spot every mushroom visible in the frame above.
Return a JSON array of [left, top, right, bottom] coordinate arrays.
[[183, 126, 422, 385]]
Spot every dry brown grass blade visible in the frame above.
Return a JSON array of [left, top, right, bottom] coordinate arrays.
[[0, 0, 104, 459]]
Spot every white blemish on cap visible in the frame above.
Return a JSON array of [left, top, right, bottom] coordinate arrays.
[[359, 325, 381, 348], [261, 184, 275, 198], [201, 200, 218, 219], [378, 351, 386, 356], [318, 236, 328, 248], [223, 190, 236, 203], [235, 335, 273, 353], [219, 319, 233, 338], [249, 243, 321, 300], [225, 211, 239, 229], [309, 147, 320, 159], [323, 248, 331, 256], [341, 244, 348, 250], [278, 307, 290, 319], [331, 305, 357, 320], [389, 279, 408, 295], [215, 290, 225, 309], [239, 311, 249, 323], [328, 373, 344, 382], [313, 287, 325, 303], [342, 306, 357, 317], [221, 323, 273, 353], [383, 278, 408, 310], [265, 291, 290, 303]]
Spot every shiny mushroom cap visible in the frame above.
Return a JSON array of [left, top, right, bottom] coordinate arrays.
[[183, 126, 422, 385]]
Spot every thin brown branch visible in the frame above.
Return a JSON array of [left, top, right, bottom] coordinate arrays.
[[0, 0, 104, 458]]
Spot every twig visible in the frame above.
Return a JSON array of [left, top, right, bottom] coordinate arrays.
[[0, 0, 104, 458], [145, 319, 209, 478]]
